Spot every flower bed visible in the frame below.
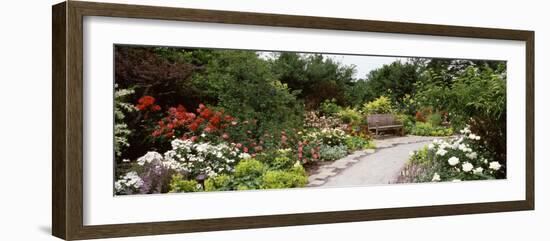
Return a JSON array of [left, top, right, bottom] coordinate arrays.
[[398, 126, 505, 183]]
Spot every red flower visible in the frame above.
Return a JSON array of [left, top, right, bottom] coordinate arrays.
[[188, 122, 199, 132], [152, 105, 161, 111], [204, 124, 217, 133], [222, 133, 230, 140], [136, 96, 156, 110], [200, 108, 213, 119], [209, 114, 221, 126], [190, 136, 198, 142]]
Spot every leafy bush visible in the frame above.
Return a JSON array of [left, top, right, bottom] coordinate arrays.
[[319, 144, 348, 161], [268, 149, 295, 170], [260, 165, 308, 189], [192, 50, 304, 135], [320, 98, 342, 116], [362, 96, 394, 115], [337, 107, 362, 124], [234, 159, 265, 190], [204, 174, 233, 191], [408, 122, 453, 136], [414, 66, 506, 162], [344, 135, 373, 151], [427, 113, 443, 126], [169, 174, 200, 193]]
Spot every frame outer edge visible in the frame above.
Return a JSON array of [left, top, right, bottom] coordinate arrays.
[[52, 1, 68, 240], [526, 31, 535, 210], [66, 0, 86, 240], [53, 1, 536, 240]]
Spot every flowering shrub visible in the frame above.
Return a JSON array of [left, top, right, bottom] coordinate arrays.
[[164, 139, 250, 179], [303, 111, 343, 130], [114, 139, 250, 195], [136, 95, 161, 112], [302, 128, 347, 147], [151, 103, 235, 142], [114, 171, 144, 195], [114, 86, 136, 158], [400, 126, 504, 183]]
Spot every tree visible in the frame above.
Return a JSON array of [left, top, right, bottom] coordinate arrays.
[[270, 53, 355, 108], [363, 60, 424, 105], [191, 50, 304, 134]]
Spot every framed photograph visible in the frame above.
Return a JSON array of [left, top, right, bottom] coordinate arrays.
[[52, 1, 534, 240]]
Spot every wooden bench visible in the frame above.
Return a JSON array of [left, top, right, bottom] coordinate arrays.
[[367, 114, 404, 136]]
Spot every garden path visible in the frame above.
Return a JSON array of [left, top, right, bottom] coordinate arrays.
[[308, 136, 438, 187]]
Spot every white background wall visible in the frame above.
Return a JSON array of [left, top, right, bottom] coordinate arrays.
[[0, 0, 547, 240]]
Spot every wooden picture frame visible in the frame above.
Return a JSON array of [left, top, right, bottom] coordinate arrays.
[[52, 1, 534, 240]]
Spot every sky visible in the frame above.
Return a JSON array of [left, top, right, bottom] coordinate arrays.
[[258, 51, 406, 79]]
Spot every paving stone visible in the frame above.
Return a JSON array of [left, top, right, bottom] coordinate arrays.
[[307, 180, 326, 186]]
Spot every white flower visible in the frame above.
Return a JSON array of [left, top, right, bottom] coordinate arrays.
[[436, 149, 448, 156], [238, 153, 251, 160], [409, 151, 415, 157], [461, 162, 474, 172], [468, 134, 477, 140], [473, 167, 484, 174], [136, 151, 163, 166], [466, 152, 478, 159], [458, 144, 467, 151], [122, 159, 130, 163], [448, 156, 460, 166], [432, 173, 441, 182], [428, 143, 435, 150], [489, 161, 502, 170], [475, 135, 481, 140], [200, 133, 206, 138]]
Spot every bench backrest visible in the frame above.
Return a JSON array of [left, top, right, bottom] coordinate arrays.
[[367, 114, 400, 127]]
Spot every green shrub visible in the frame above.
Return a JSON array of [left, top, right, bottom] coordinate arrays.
[[257, 148, 296, 171], [409, 122, 453, 136], [344, 135, 372, 151], [169, 174, 200, 193], [337, 107, 362, 124], [235, 159, 265, 178], [319, 144, 348, 161], [362, 96, 394, 115], [427, 113, 443, 126], [234, 159, 265, 190], [413, 66, 506, 162], [261, 170, 307, 189], [320, 98, 342, 116], [408, 146, 431, 165], [204, 174, 233, 191]]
